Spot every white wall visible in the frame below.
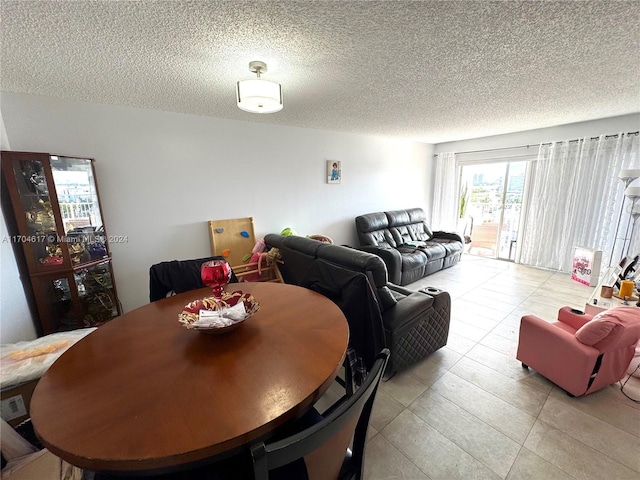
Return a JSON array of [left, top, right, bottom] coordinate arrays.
[[1, 92, 434, 337], [1, 109, 39, 343], [0, 217, 38, 343]]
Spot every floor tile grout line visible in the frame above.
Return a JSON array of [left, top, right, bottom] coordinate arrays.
[[428, 368, 539, 443], [367, 430, 436, 480], [448, 355, 550, 416], [393, 433, 436, 480], [408, 383, 530, 479], [504, 444, 582, 480], [532, 415, 640, 476], [547, 384, 640, 430], [375, 409, 505, 480], [538, 394, 640, 471]]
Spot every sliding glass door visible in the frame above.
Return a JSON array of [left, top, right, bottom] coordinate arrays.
[[461, 161, 526, 261]]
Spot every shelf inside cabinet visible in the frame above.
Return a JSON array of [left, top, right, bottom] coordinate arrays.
[[74, 260, 119, 328], [30, 256, 113, 277]]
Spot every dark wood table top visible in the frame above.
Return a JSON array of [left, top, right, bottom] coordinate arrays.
[[30, 282, 349, 473]]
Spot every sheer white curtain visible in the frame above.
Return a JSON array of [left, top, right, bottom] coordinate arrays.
[[431, 152, 460, 232], [519, 133, 640, 272]]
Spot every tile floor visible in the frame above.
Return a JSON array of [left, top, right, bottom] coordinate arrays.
[[338, 254, 640, 480]]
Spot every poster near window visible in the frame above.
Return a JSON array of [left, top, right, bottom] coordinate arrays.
[[571, 246, 602, 286]]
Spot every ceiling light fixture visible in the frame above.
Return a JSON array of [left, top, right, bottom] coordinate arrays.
[[236, 61, 283, 114]]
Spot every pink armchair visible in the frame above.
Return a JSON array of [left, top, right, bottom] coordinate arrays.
[[516, 306, 640, 397]]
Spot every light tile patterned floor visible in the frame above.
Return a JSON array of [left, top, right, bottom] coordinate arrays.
[[361, 254, 640, 480]]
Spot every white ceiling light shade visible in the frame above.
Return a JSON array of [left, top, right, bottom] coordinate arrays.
[[236, 61, 283, 114]]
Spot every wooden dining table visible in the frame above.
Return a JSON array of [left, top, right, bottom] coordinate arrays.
[[30, 282, 349, 474]]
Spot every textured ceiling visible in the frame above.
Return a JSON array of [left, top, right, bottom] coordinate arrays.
[[1, 0, 639, 143]]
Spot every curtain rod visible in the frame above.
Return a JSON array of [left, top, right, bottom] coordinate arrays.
[[433, 130, 639, 157], [539, 131, 639, 147]]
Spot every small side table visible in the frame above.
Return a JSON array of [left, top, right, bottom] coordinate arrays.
[[584, 289, 637, 315], [585, 287, 639, 315], [585, 265, 639, 315]]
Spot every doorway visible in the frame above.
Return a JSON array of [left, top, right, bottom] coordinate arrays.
[[461, 161, 526, 261]]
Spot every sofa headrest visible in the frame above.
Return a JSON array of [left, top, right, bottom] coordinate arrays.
[[264, 233, 286, 248], [385, 208, 427, 227], [272, 234, 324, 257], [385, 209, 411, 227], [355, 212, 388, 233], [316, 245, 388, 287], [406, 208, 427, 223]]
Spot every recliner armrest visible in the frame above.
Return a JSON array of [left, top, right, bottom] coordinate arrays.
[[432, 231, 464, 244], [557, 306, 593, 330], [357, 246, 402, 285], [382, 292, 434, 332], [387, 283, 416, 296]]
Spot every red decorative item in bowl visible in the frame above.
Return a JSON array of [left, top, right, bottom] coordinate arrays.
[[200, 259, 232, 299], [178, 290, 260, 334]]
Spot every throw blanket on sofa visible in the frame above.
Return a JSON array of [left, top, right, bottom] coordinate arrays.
[[302, 261, 385, 385]]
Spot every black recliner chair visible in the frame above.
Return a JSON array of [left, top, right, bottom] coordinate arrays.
[[265, 234, 451, 377]]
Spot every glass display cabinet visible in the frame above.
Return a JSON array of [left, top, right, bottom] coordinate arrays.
[[1, 151, 121, 335]]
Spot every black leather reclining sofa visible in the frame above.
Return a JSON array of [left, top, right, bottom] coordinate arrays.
[[265, 234, 451, 377], [355, 208, 464, 286]]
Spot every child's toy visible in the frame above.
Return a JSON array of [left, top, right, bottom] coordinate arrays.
[[237, 238, 282, 282], [237, 238, 267, 282]]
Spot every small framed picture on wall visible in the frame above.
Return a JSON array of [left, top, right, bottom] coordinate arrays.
[[327, 160, 341, 184]]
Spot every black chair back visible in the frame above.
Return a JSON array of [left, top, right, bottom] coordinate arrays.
[[250, 349, 390, 480], [149, 255, 238, 302]]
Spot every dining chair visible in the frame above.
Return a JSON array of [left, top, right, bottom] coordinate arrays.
[[249, 348, 390, 480], [148, 255, 238, 302]]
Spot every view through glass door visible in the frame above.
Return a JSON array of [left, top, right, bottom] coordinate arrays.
[[461, 161, 526, 261]]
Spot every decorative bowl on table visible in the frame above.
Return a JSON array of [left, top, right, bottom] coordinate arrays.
[[178, 290, 260, 334]]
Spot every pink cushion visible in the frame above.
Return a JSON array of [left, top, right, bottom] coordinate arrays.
[[575, 311, 617, 346]]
